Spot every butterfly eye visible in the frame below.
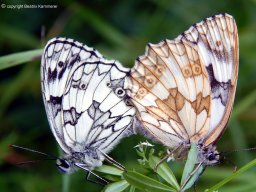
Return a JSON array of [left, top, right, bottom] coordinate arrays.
[[208, 153, 216, 161], [56, 159, 71, 174], [115, 88, 125, 98]]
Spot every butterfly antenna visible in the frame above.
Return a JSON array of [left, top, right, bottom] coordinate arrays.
[[15, 158, 57, 166], [41, 25, 46, 45], [220, 147, 256, 155], [98, 149, 125, 171], [75, 163, 109, 185], [9, 144, 58, 159]]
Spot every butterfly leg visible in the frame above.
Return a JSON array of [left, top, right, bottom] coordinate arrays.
[[98, 149, 126, 171], [76, 163, 109, 185], [85, 171, 109, 186], [221, 156, 237, 172], [154, 152, 173, 172], [192, 166, 206, 192], [180, 162, 205, 190], [154, 146, 181, 171]]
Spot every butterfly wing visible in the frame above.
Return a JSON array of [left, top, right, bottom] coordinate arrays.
[[41, 37, 135, 155], [61, 59, 136, 154], [127, 14, 238, 148], [176, 14, 239, 146], [127, 39, 211, 148]]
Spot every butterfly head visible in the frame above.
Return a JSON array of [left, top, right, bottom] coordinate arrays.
[[197, 143, 220, 166], [56, 150, 104, 174], [56, 157, 75, 174]]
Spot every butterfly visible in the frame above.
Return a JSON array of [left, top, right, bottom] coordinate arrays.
[[40, 37, 136, 178], [126, 13, 239, 178]]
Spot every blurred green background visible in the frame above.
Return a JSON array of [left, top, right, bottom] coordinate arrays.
[[0, 0, 256, 191]]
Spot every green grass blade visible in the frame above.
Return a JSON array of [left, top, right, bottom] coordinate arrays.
[[69, 3, 128, 47], [62, 174, 70, 192], [58, 146, 70, 192], [205, 158, 256, 192], [104, 180, 129, 192], [229, 120, 252, 164], [148, 155, 179, 189], [0, 49, 43, 70], [0, 64, 36, 117], [123, 170, 176, 192], [0, 24, 40, 48]]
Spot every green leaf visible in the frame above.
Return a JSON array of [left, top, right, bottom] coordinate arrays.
[[180, 165, 204, 192], [0, 49, 43, 70], [104, 180, 129, 192], [179, 143, 205, 191], [181, 143, 198, 185], [205, 158, 256, 192], [148, 155, 179, 189], [123, 170, 176, 192], [94, 165, 123, 176]]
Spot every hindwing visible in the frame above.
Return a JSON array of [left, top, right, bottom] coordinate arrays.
[[41, 37, 136, 154], [126, 14, 238, 148]]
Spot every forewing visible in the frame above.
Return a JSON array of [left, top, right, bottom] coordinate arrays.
[[176, 14, 239, 145]]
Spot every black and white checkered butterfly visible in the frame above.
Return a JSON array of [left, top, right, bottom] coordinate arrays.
[[41, 37, 136, 175]]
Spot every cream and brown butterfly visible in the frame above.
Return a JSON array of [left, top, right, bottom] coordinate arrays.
[[126, 13, 239, 181]]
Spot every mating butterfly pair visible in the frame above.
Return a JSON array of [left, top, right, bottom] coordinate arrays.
[[40, 13, 238, 181]]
